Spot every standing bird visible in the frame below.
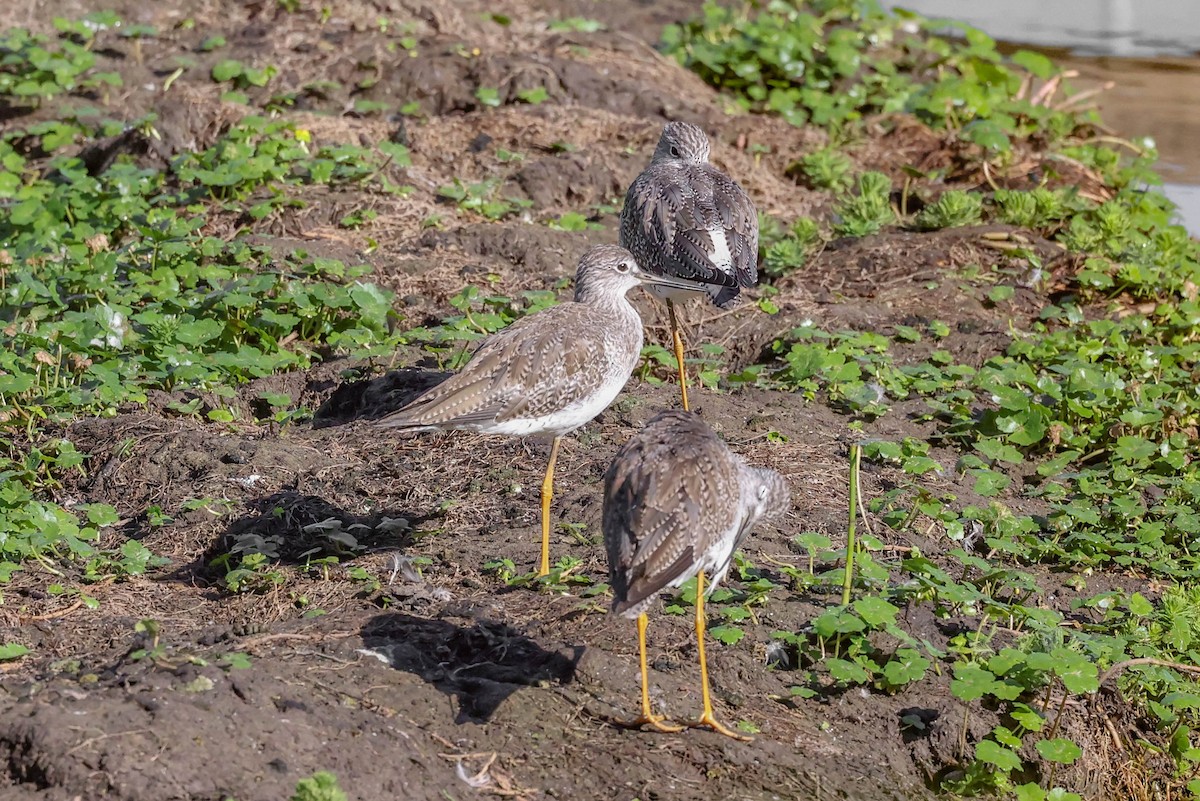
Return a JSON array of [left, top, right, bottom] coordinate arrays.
[[374, 245, 704, 578], [603, 410, 790, 739], [619, 121, 759, 412]]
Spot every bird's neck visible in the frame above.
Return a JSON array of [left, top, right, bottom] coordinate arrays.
[[572, 284, 636, 318]]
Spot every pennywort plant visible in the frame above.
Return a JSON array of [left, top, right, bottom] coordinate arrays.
[[662, 0, 1096, 150], [0, 18, 412, 588]]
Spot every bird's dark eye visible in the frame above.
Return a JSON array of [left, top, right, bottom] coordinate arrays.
[[669, 145, 681, 157], [616, 261, 632, 273]]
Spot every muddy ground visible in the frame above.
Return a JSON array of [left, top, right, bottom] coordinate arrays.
[[0, 1, 1154, 800]]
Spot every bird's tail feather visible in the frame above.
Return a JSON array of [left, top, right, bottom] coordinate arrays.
[[708, 283, 742, 309]]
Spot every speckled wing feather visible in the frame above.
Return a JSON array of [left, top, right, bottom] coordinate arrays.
[[375, 304, 617, 431], [620, 164, 758, 304], [604, 410, 740, 615]]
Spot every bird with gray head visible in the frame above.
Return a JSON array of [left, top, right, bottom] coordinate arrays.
[[619, 121, 759, 412], [603, 409, 789, 739], [374, 245, 706, 578]]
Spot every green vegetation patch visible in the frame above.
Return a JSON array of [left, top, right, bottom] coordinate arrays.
[[0, 22, 411, 588], [665, 0, 1200, 797], [663, 0, 1093, 150]]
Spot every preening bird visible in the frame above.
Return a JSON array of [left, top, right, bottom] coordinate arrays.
[[603, 409, 789, 738]]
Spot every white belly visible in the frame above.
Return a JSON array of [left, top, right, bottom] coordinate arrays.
[[663, 534, 740, 594], [646, 281, 707, 306], [477, 349, 636, 438]]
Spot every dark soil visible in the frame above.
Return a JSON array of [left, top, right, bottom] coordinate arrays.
[[0, 1, 1144, 800]]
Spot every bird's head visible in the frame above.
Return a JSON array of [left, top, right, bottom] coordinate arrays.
[[747, 467, 791, 526], [652, 121, 710, 166], [572, 244, 705, 303]]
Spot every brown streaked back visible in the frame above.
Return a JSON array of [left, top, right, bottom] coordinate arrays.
[[372, 301, 635, 433], [604, 410, 785, 616]]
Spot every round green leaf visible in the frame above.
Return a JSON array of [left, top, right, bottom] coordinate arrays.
[[976, 739, 1022, 772], [1035, 737, 1082, 765]]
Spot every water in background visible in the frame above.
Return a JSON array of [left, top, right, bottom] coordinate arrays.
[[882, 0, 1200, 234]]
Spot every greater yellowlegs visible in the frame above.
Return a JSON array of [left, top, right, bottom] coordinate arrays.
[[619, 121, 759, 411], [603, 409, 789, 738], [375, 245, 705, 577]]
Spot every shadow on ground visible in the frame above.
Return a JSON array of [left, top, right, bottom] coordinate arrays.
[[361, 612, 582, 723], [313, 367, 454, 428]]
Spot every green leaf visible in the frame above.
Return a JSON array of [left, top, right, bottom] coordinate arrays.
[[211, 59, 244, 82], [85, 503, 120, 526], [1051, 648, 1098, 693], [882, 649, 929, 687], [963, 119, 1011, 152], [1036, 737, 1082, 764], [377, 141, 412, 167], [220, 652, 253, 670], [118, 539, 157, 574], [474, 87, 501, 107], [175, 318, 225, 346], [826, 658, 871, 684], [975, 438, 1023, 464], [975, 739, 1022, 772], [812, 608, 866, 638], [988, 385, 1030, 412], [1161, 692, 1200, 711], [1045, 790, 1082, 801], [992, 725, 1022, 748], [517, 86, 548, 104], [708, 625, 745, 646], [736, 719, 760, 734], [1010, 703, 1045, 733], [0, 643, 31, 661], [987, 285, 1015, 303], [1127, 592, 1153, 617], [988, 648, 1026, 676], [1015, 783, 1047, 801], [348, 281, 391, 325], [549, 211, 590, 231], [951, 664, 998, 702], [1011, 50, 1056, 79], [852, 596, 899, 627], [1037, 450, 1081, 477], [721, 606, 752, 622], [292, 770, 347, 801], [259, 391, 292, 409], [547, 17, 604, 32], [972, 469, 1010, 497], [1114, 435, 1156, 464]]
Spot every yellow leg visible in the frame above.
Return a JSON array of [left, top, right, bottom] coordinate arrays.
[[667, 299, 690, 412], [617, 613, 682, 733], [537, 436, 562, 577], [688, 570, 753, 741]]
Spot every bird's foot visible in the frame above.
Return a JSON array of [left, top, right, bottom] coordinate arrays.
[[684, 712, 753, 741], [614, 713, 683, 734]]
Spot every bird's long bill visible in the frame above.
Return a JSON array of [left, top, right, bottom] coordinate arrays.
[[639, 273, 708, 293]]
